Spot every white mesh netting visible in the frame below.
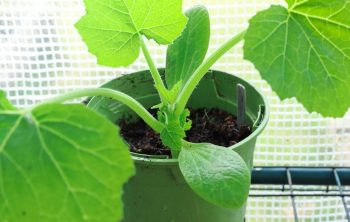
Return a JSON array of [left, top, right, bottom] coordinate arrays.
[[1, 0, 349, 221]]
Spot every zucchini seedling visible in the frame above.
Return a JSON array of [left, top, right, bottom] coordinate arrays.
[[0, 0, 349, 221]]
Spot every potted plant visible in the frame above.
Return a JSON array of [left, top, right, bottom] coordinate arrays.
[[0, 0, 349, 222]]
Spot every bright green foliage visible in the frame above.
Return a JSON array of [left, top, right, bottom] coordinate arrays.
[[155, 82, 192, 153], [10, 0, 350, 218], [244, 1, 350, 117], [166, 5, 210, 90], [179, 143, 250, 209], [158, 108, 191, 153], [75, 0, 187, 67], [0, 103, 134, 222], [0, 91, 16, 111], [179, 109, 192, 131], [158, 5, 210, 153], [154, 81, 183, 105]]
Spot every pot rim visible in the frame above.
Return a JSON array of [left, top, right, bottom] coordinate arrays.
[[127, 69, 270, 166]]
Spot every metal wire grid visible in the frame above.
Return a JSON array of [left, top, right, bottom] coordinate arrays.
[[247, 167, 350, 222]]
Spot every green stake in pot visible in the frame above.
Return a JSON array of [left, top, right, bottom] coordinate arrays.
[[237, 84, 246, 127]]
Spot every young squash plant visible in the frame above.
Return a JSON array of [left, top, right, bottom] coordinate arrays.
[[0, 0, 349, 221]]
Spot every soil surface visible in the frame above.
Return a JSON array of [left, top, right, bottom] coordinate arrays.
[[118, 108, 251, 157]]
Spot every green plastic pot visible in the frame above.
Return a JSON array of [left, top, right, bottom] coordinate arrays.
[[88, 69, 269, 222]]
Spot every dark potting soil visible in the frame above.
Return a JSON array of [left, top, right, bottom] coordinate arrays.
[[118, 108, 251, 157]]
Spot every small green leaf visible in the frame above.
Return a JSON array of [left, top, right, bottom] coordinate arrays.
[[0, 90, 16, 111], [166, 5, 210, 89], [0, 104, 134, 221], [159, 111, 186, 151], [158, 107, 191, 152], [160, 124, 184, 151], [75, 0, 188, 67], [244, 1, 350, 117], [179, 108, 192, 131], [179, 143, 250, 209]]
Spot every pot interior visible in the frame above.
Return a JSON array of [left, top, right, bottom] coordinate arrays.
[[87, 69, 268, 159]]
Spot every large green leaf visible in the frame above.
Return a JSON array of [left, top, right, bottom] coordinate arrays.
[[75, 0, 188, 67], [165, 5, 210, 90], [244, 1, 350, 117], [178, 142, 250, 209], [0, 104, 134, 221]]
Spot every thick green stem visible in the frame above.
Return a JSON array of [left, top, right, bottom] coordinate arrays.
[[139, 35, 168, 103], [175, 30, 246, 115], [35, 88, 165, 133]]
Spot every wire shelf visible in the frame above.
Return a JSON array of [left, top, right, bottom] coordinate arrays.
[[249, 167, 350, 222]]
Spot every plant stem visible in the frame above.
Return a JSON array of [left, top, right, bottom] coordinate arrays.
[[35, 88, 165, 133], [139, 35, 168, 103], [175, 30, 247, 115]]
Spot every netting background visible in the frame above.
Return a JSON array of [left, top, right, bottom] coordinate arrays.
[[0, 0, 349, 221]]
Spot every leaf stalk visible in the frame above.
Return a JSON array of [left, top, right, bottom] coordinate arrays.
[[139, 35, 169, 103], [34, 88, 165, 133], [175, 30, 247, 115]]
